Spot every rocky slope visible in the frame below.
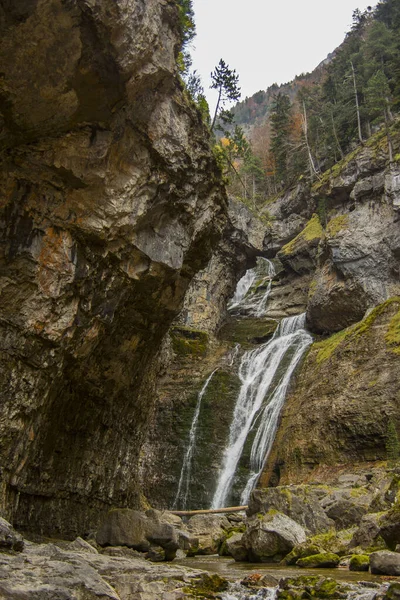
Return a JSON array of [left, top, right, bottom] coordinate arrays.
[[0, 0, 226, 536]]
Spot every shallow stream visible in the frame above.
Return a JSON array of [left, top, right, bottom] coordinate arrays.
[[175, 555, 385, 583]]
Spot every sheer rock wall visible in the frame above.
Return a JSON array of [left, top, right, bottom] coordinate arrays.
[[0, 0, 226, 536]]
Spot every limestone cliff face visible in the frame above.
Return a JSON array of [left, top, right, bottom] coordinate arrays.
[[263, 298, 400, 486], [0, 0, 226, 536]]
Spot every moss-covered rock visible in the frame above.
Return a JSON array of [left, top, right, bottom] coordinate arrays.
[[278, 576, 348, 600], [218, 317, 277, 346], [349, 554, 370, 571], [279, 214, 324, 256], [170, 326, 209, 357], [183, 573, 229, 598], [296, 552, 340, 568], [282, 543, 323, 566]]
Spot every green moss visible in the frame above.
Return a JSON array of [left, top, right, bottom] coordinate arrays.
[[308, 278, 318, 299], [316, 579, 339, 598], [385, 583, 400, 600], [170, 326, 209, 357], [349, 554, 370, 571], [183, 573, 229, 598], [385, 307, 400, 355], [280, 214, 323, 256], [314, 329, 349, 364], [297, 552, 340, 568], [326, 214, 349, 237], [394, 153, 400, 163], [314, 297, 400, 364], [350, 487, 369, 498]]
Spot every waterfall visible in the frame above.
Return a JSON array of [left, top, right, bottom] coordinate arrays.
[[211, 313, 312, 509], [228, 258, 275, 317], [173, 369, 218, 509]]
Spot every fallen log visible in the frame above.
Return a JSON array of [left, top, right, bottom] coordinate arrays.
[[170, 506, 248, 516]]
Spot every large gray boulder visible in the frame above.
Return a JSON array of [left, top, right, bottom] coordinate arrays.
[[379, 508, 400, 550], [370, 550, 400, 575], [247, 486, 334, 534], [95, 509, 179, 560], [242, 511, 307, 562], [350, 513, 383, 549], [0, 517, 24, 552], [224, 533, 248, 562], [186, 514, 230, 556]]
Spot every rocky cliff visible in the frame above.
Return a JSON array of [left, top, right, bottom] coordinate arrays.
[[143, 124, 400, 509], [0, 0, 226, 536]]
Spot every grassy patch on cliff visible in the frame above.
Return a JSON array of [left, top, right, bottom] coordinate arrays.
[[326, 214, 349, 237], [170, 326, 209, 357], [314, 297, 400, 364], [279, 214, 323, 256]]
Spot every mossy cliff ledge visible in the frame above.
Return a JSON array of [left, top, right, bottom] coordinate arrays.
[[0, 0, 226, 536]]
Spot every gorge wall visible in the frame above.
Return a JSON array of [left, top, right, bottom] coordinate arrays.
[[0, 0, 226, 536]]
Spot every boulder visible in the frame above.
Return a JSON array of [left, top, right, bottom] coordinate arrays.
[[370, 550, 400, 575], [324, 499, 368, 530], [247, 486, 334, 534], [96, 509, 151, 551], [242, 511, 307, 562], [385, 582, 400, 600], [297, 552, 340, 568], [95, 509, 179, 560], [186, 514, 230, 556], [278, 576, 349, 600], [281, 542, 323, 566], [379, 507, 400, 551], [350, 513, 383, 549], [224, 533, 248, 562], [0, 518, 24, 552], [349, 554, 370, 572]]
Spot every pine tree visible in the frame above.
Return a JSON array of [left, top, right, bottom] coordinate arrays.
[[210, 59, 241, 131], [269, 93, 292, 189]]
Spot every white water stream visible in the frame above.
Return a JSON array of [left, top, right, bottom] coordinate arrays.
[[211, 313, 312, 509], [229, 258, 275, 317], [172, 369, 218, 510]]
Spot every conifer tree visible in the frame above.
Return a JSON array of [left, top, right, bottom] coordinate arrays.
[[210, 59, 241, 131], [269, 93, 292, 188]]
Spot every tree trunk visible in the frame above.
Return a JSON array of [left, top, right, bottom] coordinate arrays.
[[350, 60, 363, 144], [171, 506, 248, 516]]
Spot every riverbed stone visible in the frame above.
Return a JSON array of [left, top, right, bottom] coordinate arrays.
[[95, 509, 179, 560], [370, 550, 400, 575], [281, 542, 323, 565], [297, 552, 340, 568], [186, 514, 231, 556], [349, 554, 370, 571], [242, 511, 307, 562], [224, 533, 248, 562], [247, 486, 334, 534], [0, 517, 24, 553], [349, 513, 384, 550], [379, 507, 400, 551]]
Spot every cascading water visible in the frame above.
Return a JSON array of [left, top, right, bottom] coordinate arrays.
[[211, 313, 312, 509], [172, 369, 218, 510], [229, 258, 275, 317]]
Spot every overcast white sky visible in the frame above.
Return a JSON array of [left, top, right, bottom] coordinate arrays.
[[191, 0, 374, 110]]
